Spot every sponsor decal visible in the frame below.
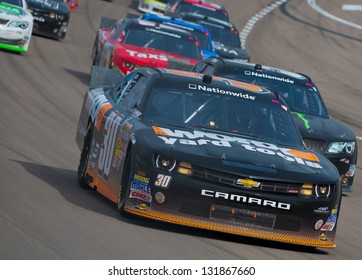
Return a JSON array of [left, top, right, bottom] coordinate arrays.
[[145, 27, 181, 38], [321, 209, 338, 231], [134, 203, 150, 211], [152, 126, 322, 168], [319, 232, 328, 241], [201, 189, 291, 210], [125, 50, 168, 61], [188, 84, 256, 100], [0, 3, 24, 16], [129, 174, 152, 203], [155, 174, 172, 188], [245, 70, 295, 84], [313, 206, 330, 214], [162, 21, 195, 32], [33, 16, 45, 23]]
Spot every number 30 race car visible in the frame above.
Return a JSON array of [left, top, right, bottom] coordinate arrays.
[[76, 67, 341, 248], [0, 0, 33, 53]]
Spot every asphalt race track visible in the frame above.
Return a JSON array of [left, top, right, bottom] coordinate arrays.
[[1, 0, 361, 259]]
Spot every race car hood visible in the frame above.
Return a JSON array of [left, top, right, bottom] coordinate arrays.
[[213, 41, 250, 61], [140, 125, 339, 183], [0, 2, 32, 21], [292, 113, 356, 142], [114, 44, 199, 68]]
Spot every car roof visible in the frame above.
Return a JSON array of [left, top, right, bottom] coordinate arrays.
[[123, 18, 199, 39], [179, 12, 235, 28], [138, 67, 275, 98], [141, 13, 209, 32]]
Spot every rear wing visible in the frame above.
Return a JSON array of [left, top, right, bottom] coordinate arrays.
[[89, 66, 123, 90], [167, 57, 195, 71]]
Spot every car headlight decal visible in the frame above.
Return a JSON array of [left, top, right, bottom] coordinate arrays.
[[155, 155, 176, 171], [178, 161, 192, 175], [326, 141, 355, 154], [9, 21, 29, 29]]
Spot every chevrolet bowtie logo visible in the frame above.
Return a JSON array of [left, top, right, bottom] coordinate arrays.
[[236, 178, 260, 188]]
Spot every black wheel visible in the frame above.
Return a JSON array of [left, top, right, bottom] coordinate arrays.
[[117, 148, 132, 213], [77, 124, 93, 188]]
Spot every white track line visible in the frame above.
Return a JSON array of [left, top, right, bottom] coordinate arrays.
[[357, 136, 362, 142], [239, 0, 288, 49], [342, 5, 362, 11], [307, 0, 362, 30]]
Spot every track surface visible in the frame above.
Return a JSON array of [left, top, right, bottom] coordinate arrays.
[[1, 0, 361, 259]]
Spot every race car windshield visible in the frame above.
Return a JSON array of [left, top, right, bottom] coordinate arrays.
[[220, 70, 329, 117], [144, 80, 303, 146], [176, 3, 229, 22], [1, 0, 23, 7], [198, 22, 240, 48], [124, 28, 201, 60]]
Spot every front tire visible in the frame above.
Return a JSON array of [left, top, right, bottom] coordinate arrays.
[[77, 124, 93, 188]]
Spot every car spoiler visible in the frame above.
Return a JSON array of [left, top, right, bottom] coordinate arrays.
[[126, 13, 139, 19], [89, 66, 123, 89], [99, 17, 118, 29], [167, 57, 195, 71]]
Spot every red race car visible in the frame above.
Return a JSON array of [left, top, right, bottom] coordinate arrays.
[[64, 0, 78, 11], [91, 16, 203, 75]]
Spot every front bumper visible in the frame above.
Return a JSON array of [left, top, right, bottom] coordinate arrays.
[[0, 28, 29, 52], [124, 159, 341, 248], [32, 17, 68, 39]]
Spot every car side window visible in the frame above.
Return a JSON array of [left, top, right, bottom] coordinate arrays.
[[110, 23, 124, 41], [119, 75, 148, 112], [110, 71, 136, 103]]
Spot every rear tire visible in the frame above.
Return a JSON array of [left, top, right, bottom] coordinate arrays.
[[77, 124, 93, 188]]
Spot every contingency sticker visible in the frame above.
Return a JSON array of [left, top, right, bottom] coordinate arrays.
[[129, 174, 152, 203]]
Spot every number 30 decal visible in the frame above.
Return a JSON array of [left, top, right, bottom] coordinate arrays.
[[155, 174, 172, 188]]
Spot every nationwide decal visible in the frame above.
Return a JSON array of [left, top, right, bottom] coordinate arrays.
[[244, 70, 295, 84], [129, 174, 152, 203], [125, 50, 168, 61], [188, 84, 256, 100], [161, 21, 195, 32], [201, 189, 291, 210], [145, 27, 181, 38], [152, 126, 322, 168]]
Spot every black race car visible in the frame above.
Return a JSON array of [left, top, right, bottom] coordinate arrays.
[[75, 66, 341, 248], [193, 57, 358, 192], [178, 13, 250, 62], [27, 0, 70, 39], [165, 0, 230, 22]]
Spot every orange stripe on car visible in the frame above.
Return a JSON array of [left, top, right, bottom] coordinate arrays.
[[152, 126, 169, 136], [96, 104, 113, 131], [287, 149, 320, 162]]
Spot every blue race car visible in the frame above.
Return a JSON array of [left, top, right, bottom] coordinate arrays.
[[140, 13, 218, 59]]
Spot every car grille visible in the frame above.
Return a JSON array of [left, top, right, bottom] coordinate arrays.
[[0, 37, 22, 46], [193, 166, 303, 195], [0, 19, 9, 25], [303, 138, 327, 152]]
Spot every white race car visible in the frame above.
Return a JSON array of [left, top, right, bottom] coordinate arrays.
[[138, 0, 169, 15], [0, 0, 33, 53]]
